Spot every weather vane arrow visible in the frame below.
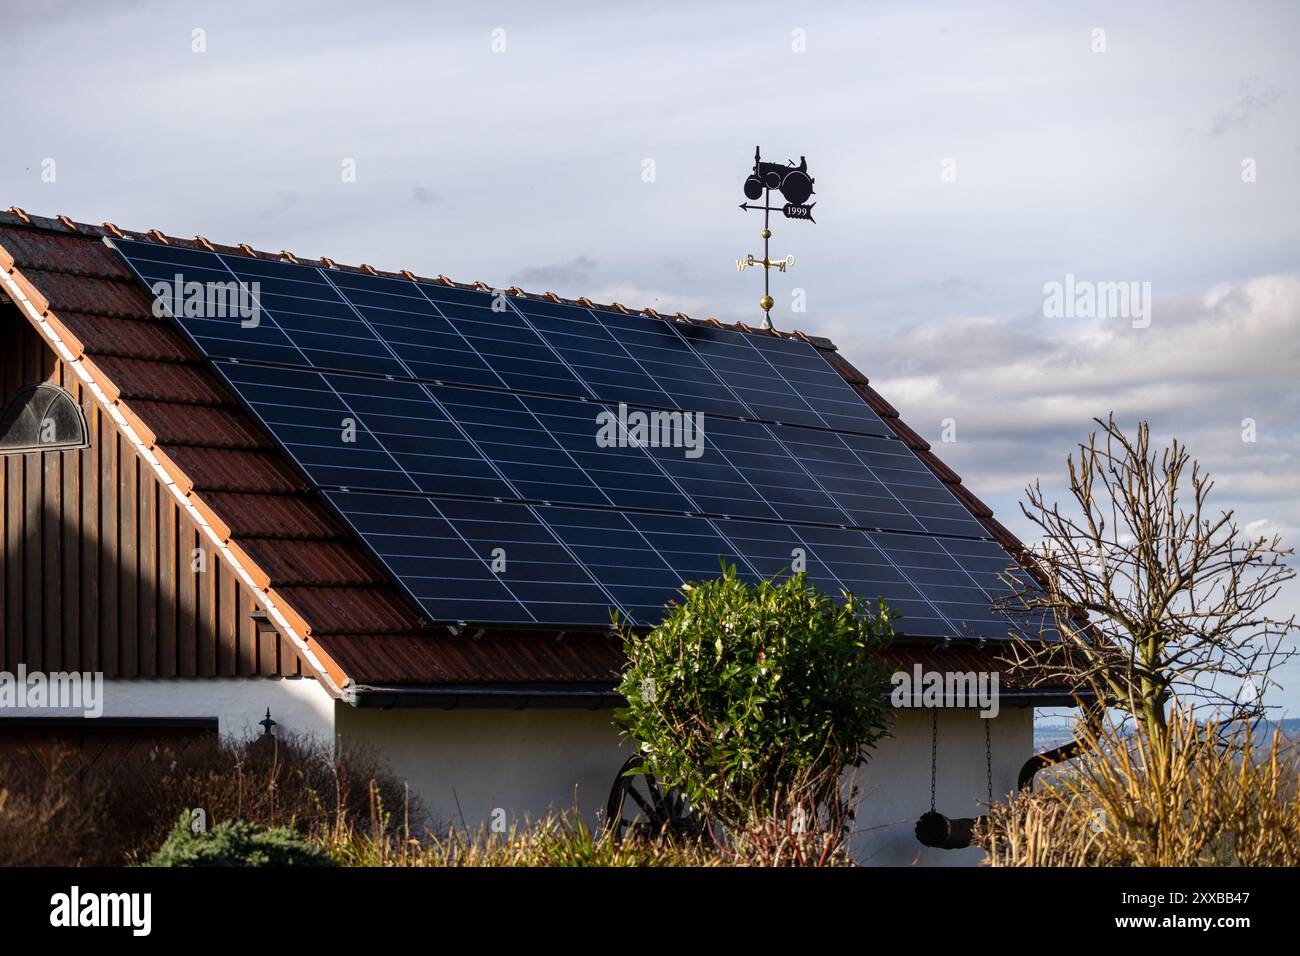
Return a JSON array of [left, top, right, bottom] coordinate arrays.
[[736, 146, 816, 330], [737, 201, 816, 222]]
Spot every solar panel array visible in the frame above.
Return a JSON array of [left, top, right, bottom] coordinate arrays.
[[110, 237, 1040, 638]]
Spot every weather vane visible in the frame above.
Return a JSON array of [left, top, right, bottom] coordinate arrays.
[[737, 146, 816, 330]]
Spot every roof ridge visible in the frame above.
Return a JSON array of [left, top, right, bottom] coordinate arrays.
[[2, 207, 839, 351]]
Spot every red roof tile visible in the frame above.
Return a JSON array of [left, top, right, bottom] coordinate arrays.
[[237, 538, 389, 588], [275, 585, 420, 636], [16, 268, 152, 317], [163, 445, 304, 494], [92, 354, 229, 404], [57, 312, 198, 362], [201, 491, 343, 540], [128, 400, 271, 449]]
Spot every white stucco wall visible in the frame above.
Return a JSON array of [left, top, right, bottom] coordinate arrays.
[[334, 705, 631, 832], [849, 706, 1034, 866], [0, 676, 337, 742]]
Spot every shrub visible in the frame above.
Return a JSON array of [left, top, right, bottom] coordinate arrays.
[[149, 814, 336, 867], [615, 566, 895, 837]]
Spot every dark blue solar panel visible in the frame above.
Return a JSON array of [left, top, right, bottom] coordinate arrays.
[[867, 532, 1022, 640], [624, 511, 749, 578], [218, 362, 517, 499], [432, 498, 616, 626], [742, 333, 892, 434], [428, 385, 610, 506], [671, 322, 827, 427], [228, 260, 407, 376], [323, 490, 534, 624], [641, 421, 782, 521], [515, 394, 695, 513], [768, 426, 927, 533], [773, 425, 989, 537], [934, 537, 1058, 640], [518, 299, 758, 418], [710, 519, 839, 592], [536, 505, 691, 626], [698, 417, 847, 525], [218, 362, 423, 494], [110, 236, 1037, 639], [437, 301, 586, 395], [324, 270, 504, 387], [510, 298, 682, 411], [715, 520, 957, 638]]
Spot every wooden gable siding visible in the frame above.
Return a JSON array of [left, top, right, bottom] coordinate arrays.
[[0, 306, 305, 679]]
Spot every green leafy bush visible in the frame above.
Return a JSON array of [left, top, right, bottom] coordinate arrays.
[[616, 566, 895, 834], [148, 814, 337, 867]]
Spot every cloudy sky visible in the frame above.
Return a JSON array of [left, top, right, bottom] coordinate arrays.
[[4, 1, 1298, 711]]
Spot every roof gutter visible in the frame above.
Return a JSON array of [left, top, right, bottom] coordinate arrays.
[[344, 683, 1089, 712], [344, 682, 623, 710]]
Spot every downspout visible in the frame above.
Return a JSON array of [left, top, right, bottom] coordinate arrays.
[[1016, 699, 1105, 791]]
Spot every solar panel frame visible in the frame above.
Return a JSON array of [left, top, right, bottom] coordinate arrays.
[[109, 237, 1041, 639]]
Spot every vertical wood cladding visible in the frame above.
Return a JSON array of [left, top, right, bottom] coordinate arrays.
[[0, 306, 303, 678]]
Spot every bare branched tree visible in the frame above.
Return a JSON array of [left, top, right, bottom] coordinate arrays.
[[999, 415, 1295, 761]]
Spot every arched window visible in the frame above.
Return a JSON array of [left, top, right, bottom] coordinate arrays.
[[0, 384, 89, 453]]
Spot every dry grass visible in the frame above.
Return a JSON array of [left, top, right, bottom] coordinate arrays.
[[0, 750, 107, 866], [0, 733, 417, 866], [320, 786, 720, 867], [317, 779, 856, 866], [715, 814, 855, 867], [979, 708, 1300, 866]]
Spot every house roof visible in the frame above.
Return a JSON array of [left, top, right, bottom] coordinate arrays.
[[0, 206, 1047, 699]]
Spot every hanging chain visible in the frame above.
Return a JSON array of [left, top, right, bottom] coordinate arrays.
[[985, 717, 994, 807], [929, 708, 938, 813]]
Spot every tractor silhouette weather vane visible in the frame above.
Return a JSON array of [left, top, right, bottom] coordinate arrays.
[[736, 146, 816, 330]]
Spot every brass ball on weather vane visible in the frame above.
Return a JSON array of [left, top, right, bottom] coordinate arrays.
[[759, 294, 775, 312]]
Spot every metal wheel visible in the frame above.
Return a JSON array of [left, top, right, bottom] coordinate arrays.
[[779, 169, 814, 205], [605, 754, 699, 842]]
